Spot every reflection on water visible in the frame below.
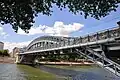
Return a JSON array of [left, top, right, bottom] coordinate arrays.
[[0, 63, 25, 80]]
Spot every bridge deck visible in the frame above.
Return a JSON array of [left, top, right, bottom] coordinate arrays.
[[23, 37, 119, 54]]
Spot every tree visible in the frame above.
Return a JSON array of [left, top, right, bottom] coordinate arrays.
[[0, 0, 119, 32], [0, 50, 2, 56], [0, 50, 10, 57], [4, 50, 10, 56], [0, 50, 4, 57]]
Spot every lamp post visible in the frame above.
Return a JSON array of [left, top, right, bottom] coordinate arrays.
[[117, 21, 120, 27]]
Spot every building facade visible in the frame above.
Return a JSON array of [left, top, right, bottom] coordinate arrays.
[[0, 42, 4, 50]]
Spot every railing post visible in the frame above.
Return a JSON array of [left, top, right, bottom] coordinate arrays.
[[63, 40, 65, 46], [74, 38, 76, 45], [107, 29, 110, 38], [68, 38, 70, 46], [96, 32, 99, 40], [59, 39, 61, 47], [80, 37, 82, 43], [73, 38, 76, 45], [88, 35, 90, 42]]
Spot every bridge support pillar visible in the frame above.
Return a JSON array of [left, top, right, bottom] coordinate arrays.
[[15, 53, 20, 64]]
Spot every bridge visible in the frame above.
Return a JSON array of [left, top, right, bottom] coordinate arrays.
[[16, 26, 120, 76]]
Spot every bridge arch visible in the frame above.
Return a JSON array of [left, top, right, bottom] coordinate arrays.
[[26, 36, 74, 51]]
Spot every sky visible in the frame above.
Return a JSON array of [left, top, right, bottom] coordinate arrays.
[[0, 5, 120, 52]]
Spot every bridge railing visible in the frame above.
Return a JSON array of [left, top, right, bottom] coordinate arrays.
[[70, 27, 120, 45]]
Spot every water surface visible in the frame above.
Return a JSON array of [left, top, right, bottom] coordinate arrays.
[[0, 64, 120, 80], [40, 65, 120, 80], [0, 63, 25, 80]]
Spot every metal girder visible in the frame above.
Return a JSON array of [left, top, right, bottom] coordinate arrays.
[[74, 46, 120, 76], [19, 55, 25, 63]]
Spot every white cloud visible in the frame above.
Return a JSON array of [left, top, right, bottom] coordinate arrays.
[[18, 27, 44, 35], [4, 41, 31, 52], [17, 21, 84, 37], [0, 26, 9, 39]]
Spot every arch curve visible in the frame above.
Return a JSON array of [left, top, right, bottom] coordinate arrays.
[[26, 36, 74, 51]]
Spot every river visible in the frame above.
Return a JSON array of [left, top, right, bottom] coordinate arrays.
[[0, 63, 25, 80], [39, 65, 120, 80], [0, 64, 120, 80]]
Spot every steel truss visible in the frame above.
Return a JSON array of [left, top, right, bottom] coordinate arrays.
[[74, 46, 120, 76]]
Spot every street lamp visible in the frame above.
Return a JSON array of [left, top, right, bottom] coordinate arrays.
[[117, 21, 120, 27]]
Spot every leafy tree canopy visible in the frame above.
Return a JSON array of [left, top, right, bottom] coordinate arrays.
[[0, 0, 119, 33], [0, 50, 9, 57]]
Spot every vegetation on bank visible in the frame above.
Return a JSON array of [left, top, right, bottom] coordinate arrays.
[[45, 65, 96, 70], [18, 65, 66, 80], [0, 50, 10, 57], [38, 54, 89, 62]]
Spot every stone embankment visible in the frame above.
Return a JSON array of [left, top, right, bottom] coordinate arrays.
[[38, 61, 94, 66], [0, 57, 15, 63]]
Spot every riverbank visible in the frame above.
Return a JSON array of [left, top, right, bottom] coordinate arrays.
[[38, 61, 94, 66], [0, 57, 15, 63], [45, 64, 96, 70]]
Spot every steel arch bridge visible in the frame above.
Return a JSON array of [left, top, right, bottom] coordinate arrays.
[[16, 27, 120, 76], [26, 36, 75, 51]]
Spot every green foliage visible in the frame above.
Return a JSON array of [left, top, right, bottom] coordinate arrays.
[[44, 54, 84, 62], [0, 0, 119, 32], [0, 50, 10, 57]]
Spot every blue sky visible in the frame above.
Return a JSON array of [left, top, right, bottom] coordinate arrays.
[[0, 4, 120, 51]]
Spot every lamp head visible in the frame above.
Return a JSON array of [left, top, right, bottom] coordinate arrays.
[[117, 21, 120, 26]]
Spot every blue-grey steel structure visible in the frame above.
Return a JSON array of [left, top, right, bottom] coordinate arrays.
[[18, 27, 120, 76]]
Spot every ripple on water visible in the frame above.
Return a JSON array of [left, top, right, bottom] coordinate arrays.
[[0, 64, 26, 80], [72, 67, 120, 80]]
